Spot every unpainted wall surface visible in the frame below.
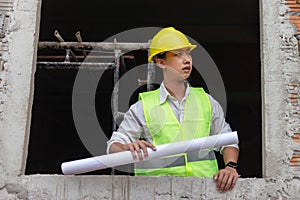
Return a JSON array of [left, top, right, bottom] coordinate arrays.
[[0, 0, 300, 199], [284, 0, 300, 172], [0, 0, 40, 179], [260, 0, 300, 180], [0, 176, 300, 199]]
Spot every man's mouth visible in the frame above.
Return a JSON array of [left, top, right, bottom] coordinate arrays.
[[182, 66, 191, 71]]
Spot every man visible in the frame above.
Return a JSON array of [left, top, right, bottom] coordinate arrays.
[[107, 27, 239, 192]]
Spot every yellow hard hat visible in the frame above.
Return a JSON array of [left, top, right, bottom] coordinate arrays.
[[148, 27, 197, 62]]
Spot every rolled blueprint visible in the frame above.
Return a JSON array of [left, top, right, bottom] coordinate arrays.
[[61, 131, 238, 175]]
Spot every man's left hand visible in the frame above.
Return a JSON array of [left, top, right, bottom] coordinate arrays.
[[213, 166, 239, 192]]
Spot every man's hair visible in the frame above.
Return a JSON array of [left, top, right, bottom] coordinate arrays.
[[153, 52, 166, 63]]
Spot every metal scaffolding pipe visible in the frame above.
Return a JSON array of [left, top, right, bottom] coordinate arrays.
[[38, 41, 150, 51], [37, 55, 115, 59], [112, 48, 121, 131], [36, 61, 115, 70], [147, 62, 156, 91]]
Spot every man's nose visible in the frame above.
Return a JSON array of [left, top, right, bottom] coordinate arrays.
[[182, 52, 191, 62]]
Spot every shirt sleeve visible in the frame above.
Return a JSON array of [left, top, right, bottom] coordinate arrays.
[[207, 94, 239, 153], [106, 100, 148, 153]]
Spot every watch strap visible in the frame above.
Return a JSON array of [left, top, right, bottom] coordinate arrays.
[[225, 161, 238, 169]]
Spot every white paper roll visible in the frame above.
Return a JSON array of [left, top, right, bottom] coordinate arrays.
[[61, 131, 238, 175]]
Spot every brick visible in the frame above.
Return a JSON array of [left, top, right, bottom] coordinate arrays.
[[292, 133, 300, 143], [290, 158, 299, 167], [290, 8, 300, 12], [288, 4, 300, 8]]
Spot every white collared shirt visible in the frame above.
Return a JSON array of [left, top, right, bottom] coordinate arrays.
[[107, 82, 239, 153]]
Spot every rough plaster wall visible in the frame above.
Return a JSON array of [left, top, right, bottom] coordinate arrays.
[[261, 0, 300, 181], [0, 0, 300, 199], [279, 0, 300, 177], [0, 1, 12, 197], [284, 0, 300, 175], [0, 0, 41, 198], [22, 176, 300, 199], [1, 175, 300, 200], [0, 0, 40, 176]]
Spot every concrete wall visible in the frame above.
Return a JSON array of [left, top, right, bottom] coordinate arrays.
[[0, 0, 40, 178], [0, 0, 300, 199]]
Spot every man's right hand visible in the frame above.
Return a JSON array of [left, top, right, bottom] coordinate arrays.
[[109, 140, 156, 161]]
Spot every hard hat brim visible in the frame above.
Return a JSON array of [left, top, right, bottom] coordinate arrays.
[[148, 44, 197, 62]]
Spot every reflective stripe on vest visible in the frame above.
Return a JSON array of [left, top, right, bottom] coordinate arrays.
[[135, 150, 216, 169], [136, 87, 219, 177]]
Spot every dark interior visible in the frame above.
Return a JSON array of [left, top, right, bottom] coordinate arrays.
[[26, 0, 261, 177]]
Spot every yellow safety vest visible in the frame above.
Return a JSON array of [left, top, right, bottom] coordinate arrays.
[[135, 87, 219, 177]]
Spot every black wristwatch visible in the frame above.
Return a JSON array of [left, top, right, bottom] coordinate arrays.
[[225, 161, 238, 170]]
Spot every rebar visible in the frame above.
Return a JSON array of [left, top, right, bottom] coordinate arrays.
[[75, 31, 87, 58], [54, 30, 78, 61]]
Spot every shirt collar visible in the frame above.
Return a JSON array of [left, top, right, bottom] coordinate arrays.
[[159, 81, 190, 104]]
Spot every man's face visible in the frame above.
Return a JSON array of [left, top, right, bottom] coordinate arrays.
[[157, 48, 193, 80]]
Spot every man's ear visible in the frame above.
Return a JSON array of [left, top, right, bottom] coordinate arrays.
[[155, 58, 165, 69]]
